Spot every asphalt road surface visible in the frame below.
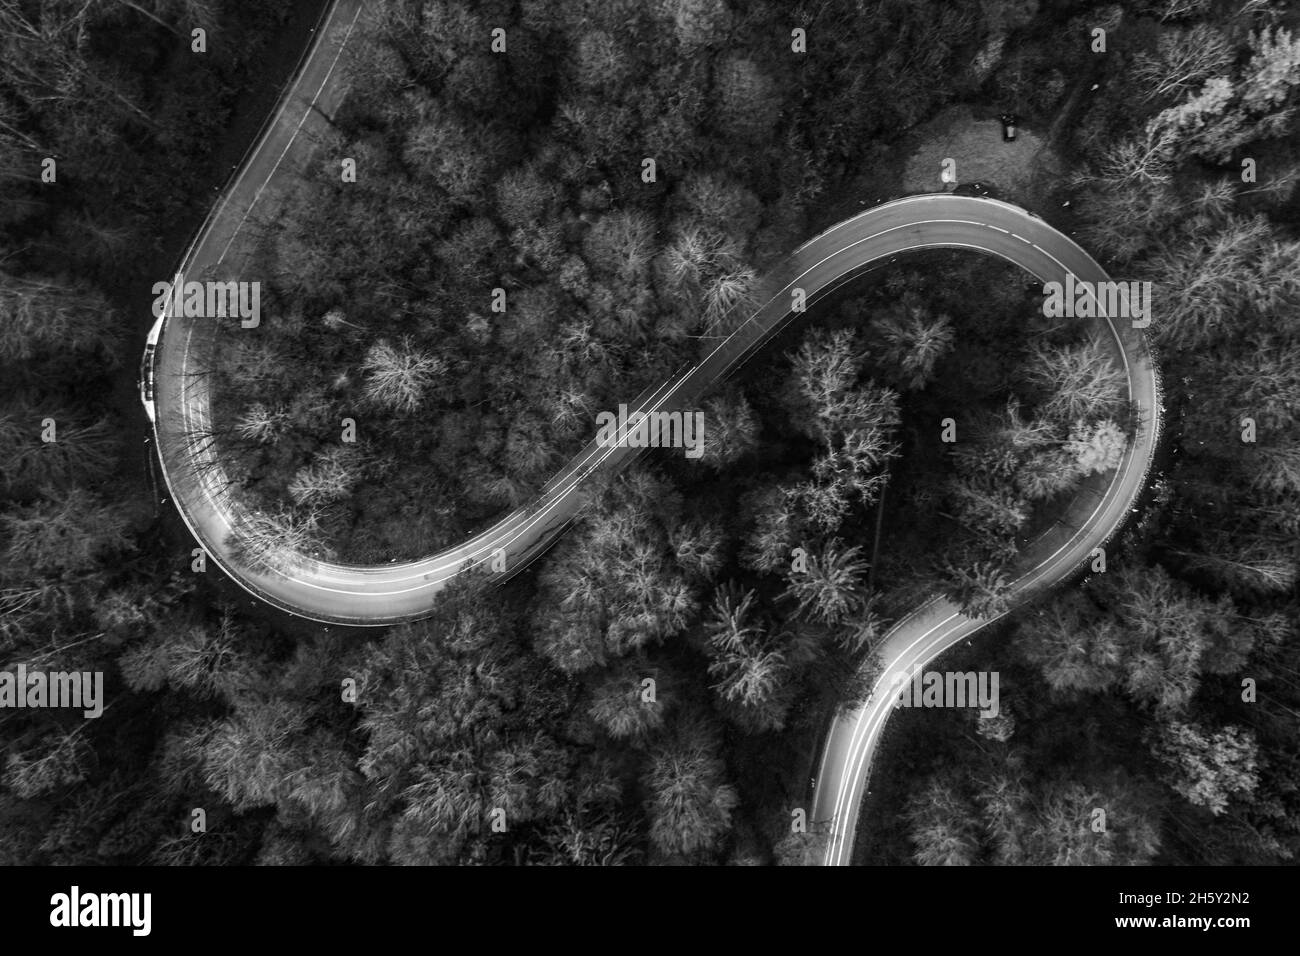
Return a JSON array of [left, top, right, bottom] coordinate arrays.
[[145, 0, 1161, 866]]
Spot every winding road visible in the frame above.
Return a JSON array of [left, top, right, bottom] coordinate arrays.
[[142, 0, 1161, 866]]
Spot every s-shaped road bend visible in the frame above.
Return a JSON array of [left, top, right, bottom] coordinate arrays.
[[142, 0, 1161, 868]]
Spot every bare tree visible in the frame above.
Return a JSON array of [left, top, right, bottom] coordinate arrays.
[[945, 559, 1013, 619], [361, 337, 445, 413], [225, 507, 328, 575], [1132, 24, 1234, 103], [288, 447, 360, 507], [1026, 339, 1127, 425], [235, 403, 289, 444], [780, 540, 870, 626], [583, 209, 656, 282], [1252, 443, 1300, 495], [703, 266, 759, 327], [871, 305, 955, 390]]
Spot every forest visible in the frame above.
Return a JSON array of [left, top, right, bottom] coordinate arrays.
[[1, 0, 1298, 867]]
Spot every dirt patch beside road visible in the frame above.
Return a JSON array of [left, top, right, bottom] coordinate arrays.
[[902, 105, 1062, 206]]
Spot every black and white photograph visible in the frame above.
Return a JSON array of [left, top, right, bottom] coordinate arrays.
[[1, 0, 1294, 937]]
